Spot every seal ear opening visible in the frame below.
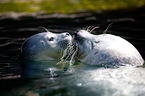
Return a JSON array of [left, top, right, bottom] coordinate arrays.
[[40, 40, 45, 45]]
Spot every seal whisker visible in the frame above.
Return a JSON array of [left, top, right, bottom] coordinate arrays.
[[60, 44, 72, 61], [69, 44, 78, 65], [57, 43, 79, 66], [58, 43, 75, 62], [38, 26, 49, 32], [103, 23, 113, 34], [88, 26, 94, 32], [57, 44, 72, 65], [90, 26, 99, 33], [59, 48, 63, 59], [64, 47, 75, 61], [86, 26, 91, 32]]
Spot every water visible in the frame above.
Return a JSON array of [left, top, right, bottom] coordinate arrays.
[[0, 8, 145, 96], [1, 62, 145, 96]]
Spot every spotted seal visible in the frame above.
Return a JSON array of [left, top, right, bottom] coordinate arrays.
[[73, 30, 144, 66], [21, 31, 72, 61]]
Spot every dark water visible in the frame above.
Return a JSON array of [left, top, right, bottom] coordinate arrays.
[[0, 8, 145, 96]]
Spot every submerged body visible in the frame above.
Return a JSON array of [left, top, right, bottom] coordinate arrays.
[[74, 30, 144, 66]]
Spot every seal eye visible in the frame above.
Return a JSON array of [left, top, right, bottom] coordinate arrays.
[[66, 33, 70, 36], [49, 37, 54, 41]]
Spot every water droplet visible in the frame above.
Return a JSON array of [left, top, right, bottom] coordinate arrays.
[[77, 83, 82, 86]]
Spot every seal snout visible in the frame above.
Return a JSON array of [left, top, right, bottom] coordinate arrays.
[[74, 30, 92, 39], [62, 32, 71, 38], [73, 32, 81, 41], [73, 30, 83, 39], [74, 32, 78, 38], [74, 30, 91, 41]]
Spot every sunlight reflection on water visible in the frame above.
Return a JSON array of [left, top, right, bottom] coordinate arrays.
[[1, 60, 145, 96]]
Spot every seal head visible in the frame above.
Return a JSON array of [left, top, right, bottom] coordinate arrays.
[[22, 32, 72, 61]]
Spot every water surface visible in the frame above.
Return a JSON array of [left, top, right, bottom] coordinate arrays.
[[0, 8, 145, 96]]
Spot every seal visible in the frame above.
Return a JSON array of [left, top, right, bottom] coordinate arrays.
[[74, 30, 144, 66], [21, 31, 72, 61], [21, 31, 73, 78]]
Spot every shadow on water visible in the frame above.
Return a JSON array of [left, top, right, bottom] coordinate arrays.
[[0, 8, 145, 96]]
